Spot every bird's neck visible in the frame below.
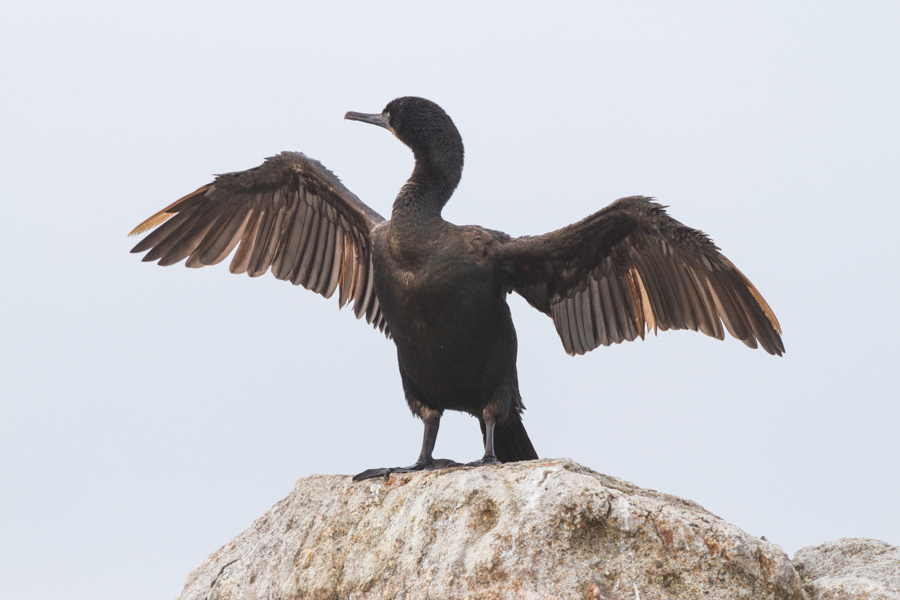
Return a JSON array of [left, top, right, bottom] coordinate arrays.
[[390, 147, 462, 233]]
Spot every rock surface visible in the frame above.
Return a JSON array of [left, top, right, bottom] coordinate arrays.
[[793, 538, 900, 600], [178, 459, 804, 600]]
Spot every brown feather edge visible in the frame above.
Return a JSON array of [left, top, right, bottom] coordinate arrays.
[[128, 185, 210, 237], [721, 257, 782, 334]]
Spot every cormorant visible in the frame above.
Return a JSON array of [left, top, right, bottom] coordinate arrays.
[[129, 96, 783, 481]]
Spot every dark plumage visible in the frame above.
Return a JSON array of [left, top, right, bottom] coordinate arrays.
[[129, 96, 783, 480]]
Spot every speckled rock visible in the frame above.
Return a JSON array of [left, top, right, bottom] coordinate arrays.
[[177, 459, 804, 600], [793, 538, 900, 600]]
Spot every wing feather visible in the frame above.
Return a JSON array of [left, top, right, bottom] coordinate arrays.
[[684, 265, 723, 340], [159, 210, 224, 267], [199, 204, 253, 266], [295, 204, 322, 286], [229, 210, 262, 275], [499, 196, 783, 356], [270, 197, 299, 277], [131, 209, 196, 255], [588, 277, 609, 346], [323, 229, 344, 300], [251, 207, 285, 275], [142, 203, 217, 263], [274, 200, 308, 281], [246, 208, 277, 277], [306, 215, 331, 292], [338, 235, 359, 307], [630, 251, 670, 331], [314, 219, 337, 295], [130, 151, 388, 335]]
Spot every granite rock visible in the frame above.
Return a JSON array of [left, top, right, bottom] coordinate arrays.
[[793, 538, 900, 600], [177, 459, 806, 600]]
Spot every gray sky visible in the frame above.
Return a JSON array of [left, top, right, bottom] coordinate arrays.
[[2, 3, 898, 599]]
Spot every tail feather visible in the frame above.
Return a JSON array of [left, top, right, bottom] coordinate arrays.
[[482, 411, 538, 463]]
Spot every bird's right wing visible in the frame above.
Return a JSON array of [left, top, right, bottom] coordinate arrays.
[[129, 151, 388, 334]]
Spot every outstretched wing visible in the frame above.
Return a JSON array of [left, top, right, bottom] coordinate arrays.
[[497, 196, 783, 356], [129, 151, 388, 334]]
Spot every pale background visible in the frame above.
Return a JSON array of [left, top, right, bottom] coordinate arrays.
[[2, 3, 898, 599]]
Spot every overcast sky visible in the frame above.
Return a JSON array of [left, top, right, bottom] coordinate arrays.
[[2, 3, 899, 599]]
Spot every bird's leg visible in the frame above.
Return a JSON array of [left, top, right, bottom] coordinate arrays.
[[353, 410, 461, 481], [467, 409, 500, 467], [412, 411, 440, 468]]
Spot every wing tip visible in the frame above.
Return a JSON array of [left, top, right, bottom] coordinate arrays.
[[722, 257, 783, 335], [127, 185, 210, 238], [128, 213, 171, 237]]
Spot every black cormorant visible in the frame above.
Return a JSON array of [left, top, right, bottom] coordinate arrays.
[[129, 96, 784, 481]]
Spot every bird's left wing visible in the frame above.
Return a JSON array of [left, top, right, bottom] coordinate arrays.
[[129, 151, 388, 333], [496, 196, 783, 356]]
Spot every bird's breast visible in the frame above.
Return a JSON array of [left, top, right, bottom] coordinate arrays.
[[371, 227, 507, 349]]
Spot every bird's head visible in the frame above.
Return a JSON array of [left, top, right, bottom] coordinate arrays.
[[345, 97, 464, 190]]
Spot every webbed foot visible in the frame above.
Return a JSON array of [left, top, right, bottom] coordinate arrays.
[[466, 455, 499, 467], [352, 458, 463, 481]]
